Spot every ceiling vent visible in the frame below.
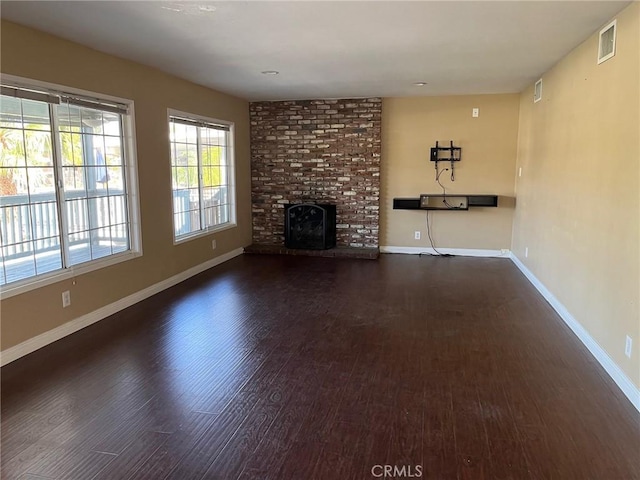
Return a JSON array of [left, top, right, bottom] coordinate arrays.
[[598, 19, 617, 64], [534, 79, 542, 103]]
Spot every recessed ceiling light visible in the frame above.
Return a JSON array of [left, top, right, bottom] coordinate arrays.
[[261, 71, 279, 75], [413, 82, 427, 86]]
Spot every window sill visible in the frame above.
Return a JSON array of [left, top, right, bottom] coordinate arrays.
[[0, 250, 143, 300], [173, 222, 237, 246]]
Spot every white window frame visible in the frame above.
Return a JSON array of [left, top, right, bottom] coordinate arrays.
[[597, 19, 617, 65], [0, 74, 142, 299], [167, 109, 236, 245]]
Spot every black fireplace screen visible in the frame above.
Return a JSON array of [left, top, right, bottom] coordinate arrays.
[[285, 204, 336, 250]]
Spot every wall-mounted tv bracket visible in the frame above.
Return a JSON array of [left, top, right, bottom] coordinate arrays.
[[430, 141, 461, 181]]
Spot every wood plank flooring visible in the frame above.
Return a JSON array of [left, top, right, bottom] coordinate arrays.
[[2, 254, 639, 479]]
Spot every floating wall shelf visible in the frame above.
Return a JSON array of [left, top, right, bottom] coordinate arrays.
[[393, 195, 498, 211]]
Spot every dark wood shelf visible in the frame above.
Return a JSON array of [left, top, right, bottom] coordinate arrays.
[[393, 195, 498, 210]]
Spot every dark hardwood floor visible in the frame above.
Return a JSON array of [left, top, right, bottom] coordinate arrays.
[[2, 254, 639, 480]]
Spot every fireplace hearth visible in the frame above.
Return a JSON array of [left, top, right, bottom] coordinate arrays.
[[285, 203, 336, 250]]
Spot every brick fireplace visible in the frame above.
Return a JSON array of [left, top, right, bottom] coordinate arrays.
[[249, 98, 382, 249]]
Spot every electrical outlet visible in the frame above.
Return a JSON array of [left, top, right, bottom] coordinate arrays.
[[625, 336, 633, 358], [525, 247, 529, 258], [414, 231, 421, 240], [472, 108, 479, 118], [62, 290, 71, 308], [211, 239, 217, 250], [519, 167, 522, 177]]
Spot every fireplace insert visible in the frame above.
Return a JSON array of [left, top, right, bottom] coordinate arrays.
[[285, 203, 336, 250]]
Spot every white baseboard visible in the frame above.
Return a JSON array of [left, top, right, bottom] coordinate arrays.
[[380, 246, 511, 258], [510, 253, 640, 412], [1, 248, 244, 367]]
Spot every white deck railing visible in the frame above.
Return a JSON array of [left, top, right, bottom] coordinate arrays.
[[172, 186, 228, 236], [0, 189, 126, 261]]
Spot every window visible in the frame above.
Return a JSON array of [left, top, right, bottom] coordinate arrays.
[[169, 111, 235, 242], [0, 80, 139, 293], [598, 19, 617, 64]]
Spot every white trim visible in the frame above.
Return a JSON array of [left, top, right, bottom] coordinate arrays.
[[1, 250, 142, 300], [597, 19, 617, 65], [510, 253, 640, 412], [124, 101, 143, 257], [0, 248, 244, 366], [173, 222, 237, 246], [0, 73, 136, 108], [168, 108, 233, 130], [380, 246, 511, 258]]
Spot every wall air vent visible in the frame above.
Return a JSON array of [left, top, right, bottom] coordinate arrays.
[[534, 78, 542, 103], [598, 19, 617, 64]]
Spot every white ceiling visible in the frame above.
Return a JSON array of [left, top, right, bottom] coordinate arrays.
[[1, 1, 630, 101]]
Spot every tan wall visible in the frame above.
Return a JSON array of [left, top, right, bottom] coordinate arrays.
[[512, 3, 640, 387], [381, 95, 520, 249], [0, 21, 252, 351]]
